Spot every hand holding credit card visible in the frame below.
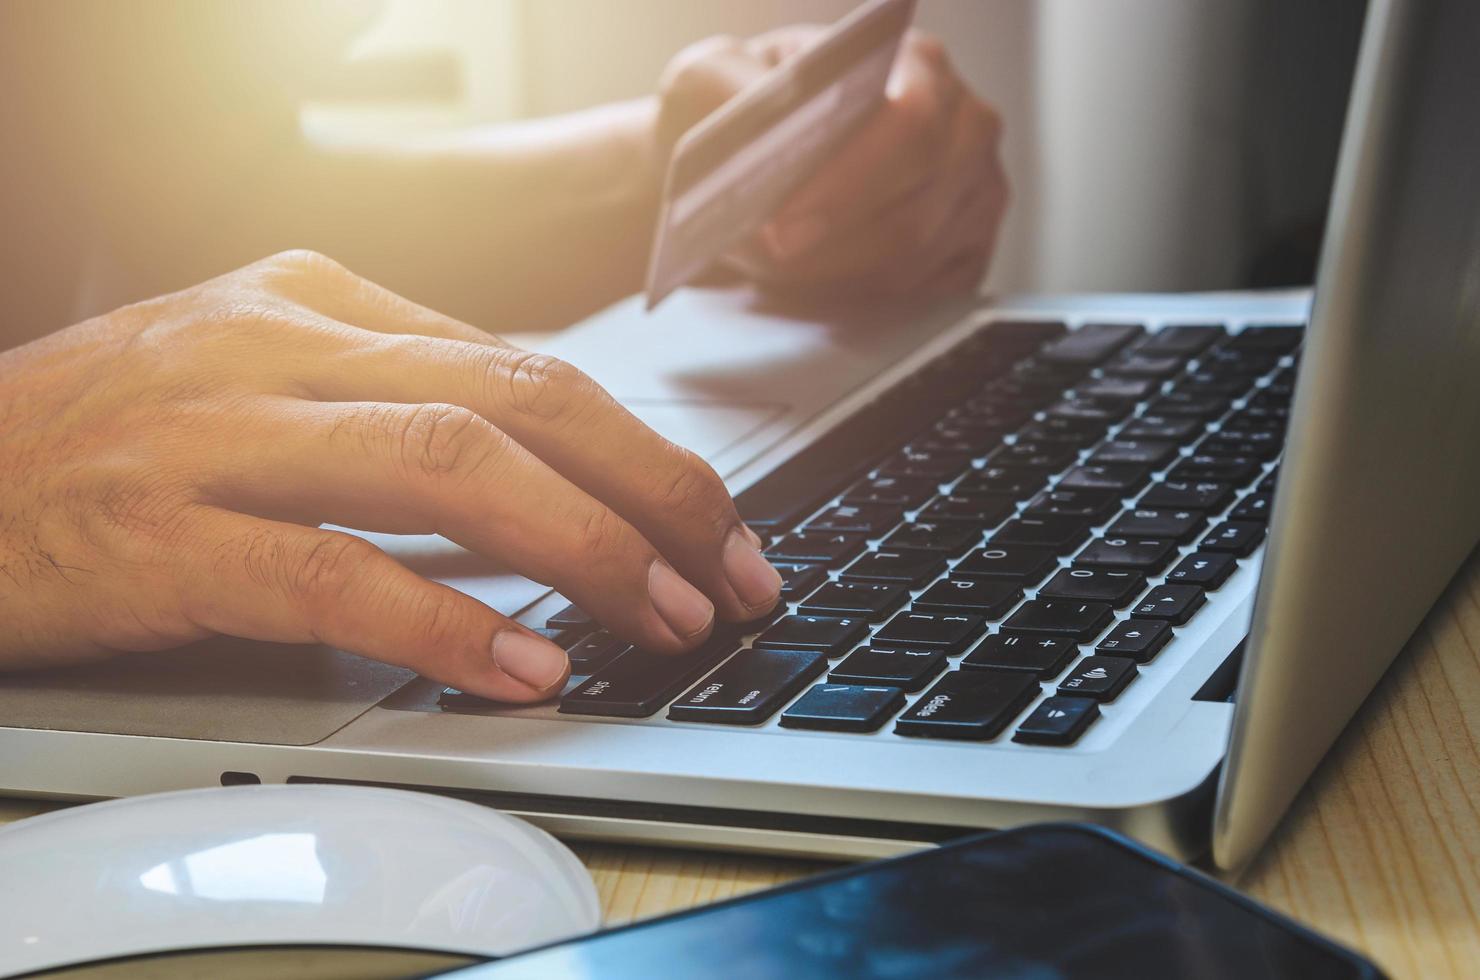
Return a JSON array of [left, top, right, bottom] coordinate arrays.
[[645, 0, 918, 309]]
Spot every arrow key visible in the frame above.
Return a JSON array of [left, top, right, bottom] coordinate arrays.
[[1130, 584, 1206, 624], [1014, 696, 1101, 745]]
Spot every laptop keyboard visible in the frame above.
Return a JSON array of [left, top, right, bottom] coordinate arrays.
[[440, 317, 1301, 747]]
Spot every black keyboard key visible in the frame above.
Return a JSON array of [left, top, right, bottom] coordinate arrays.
[[895, 670, 1040, 740], [1167, 455, 1261, 485], [667, 648, 826, 725], [841, 550, 946, 586], [1075, 376, 1159, 401], [1057, 464, 1150, 494], [535, 625, 586, 648], [1037, 567, 1147, 608], [1146, 392, 1229, 421], [754, 615, 869, 657], [1229, 492, 1274, 523], [830, 646, 948, 692], [843, 475, 938, 508], [1166, 551, 1238, 590], [961, 634, 1077, 677], [950, 404, 1030, 432], [1222, 410, 1288, 434], [1173, 370, 1256, 397], [798, 581, 908, 620], [955, 465, 1051, 499], [1039, 322, 1144, 367], [878, 448, 972, 481], [806, 503, 904, 535], [881, 522, 982, 556], [1121, 415, 1206, 443], [1014, 696, 1101, 745], [1201, 346, 1281, 377], [873, 612, 987, 655], [928, 417, 1012, 449], [546, 602, 593, 631], [1189, 521, 1260, 559], [974, 318, 1069, 350], [990, 516, 1091, 552], [1090, 439, 1179, 468], [1136, 324, 1224, 357], [1044, 396, 1134, 425], [1200, 520, 1266, 556], [1017, 417, 1107, 446], [917, 493, 1015, 527], [765, 531, 865, 566], [1095, 618, 1173, 662], [780, 683, 906, 732], [1105, 506, 1206, 543], [912, 578, 1022, 618], [1058, 656, 1137, 702], [1103, 351, 1185, 380], [1130, 584, 1206, 624], [1199, 431, 1283, 461], [1139, 480, 1234, 511], [1075, 536, 1179, 573], [986, 442, 1080, 471], [1024, 488, 1121, 522], [774, 562, 827, 600], [560, 638, 738, 718], [953, 545, 1058, 584], [1001, 600, 1114, 641], [1230, 324, 1303, 352], [564, 631, 629, 673]]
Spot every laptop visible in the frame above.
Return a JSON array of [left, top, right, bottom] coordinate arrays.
[[2, 0, 1476, 872]]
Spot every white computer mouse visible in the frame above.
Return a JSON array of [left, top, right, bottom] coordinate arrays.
[[0, 784, 601, 976]]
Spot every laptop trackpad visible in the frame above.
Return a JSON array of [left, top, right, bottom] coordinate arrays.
[[0, 399, 783, 747], [0, 640, 415, 746], [619, 398, 785, 461]]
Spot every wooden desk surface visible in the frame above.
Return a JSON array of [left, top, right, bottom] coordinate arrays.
[[3, 550, 1477, 979]]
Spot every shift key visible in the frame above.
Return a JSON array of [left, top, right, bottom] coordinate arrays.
[[560, 637, 738, 718], [668, 649, 826, 725]]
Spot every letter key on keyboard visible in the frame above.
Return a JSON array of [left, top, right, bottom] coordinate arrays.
[[560, 638, 739, 718]]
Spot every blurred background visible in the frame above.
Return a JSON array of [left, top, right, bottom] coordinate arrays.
[[0, 0, 1367, 343], [310, 0, 1366, 297]]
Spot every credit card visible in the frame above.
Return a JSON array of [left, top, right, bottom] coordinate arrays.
[[643, 0, 917, 309]]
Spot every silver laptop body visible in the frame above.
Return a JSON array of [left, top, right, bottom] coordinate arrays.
[[1, 0, 1476, 871]]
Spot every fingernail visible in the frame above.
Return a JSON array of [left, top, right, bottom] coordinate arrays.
[[763, 214, 828, 260], [743, 525, 764, 549], [648, 560, 715, 640], [492, 630, 568, 691], [723, 527, 783, 613]]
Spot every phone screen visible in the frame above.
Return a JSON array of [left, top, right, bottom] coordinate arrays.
[[454, 825, 1380, 980]]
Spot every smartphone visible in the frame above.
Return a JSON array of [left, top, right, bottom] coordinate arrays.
[[446, 824, 1383, 980]]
